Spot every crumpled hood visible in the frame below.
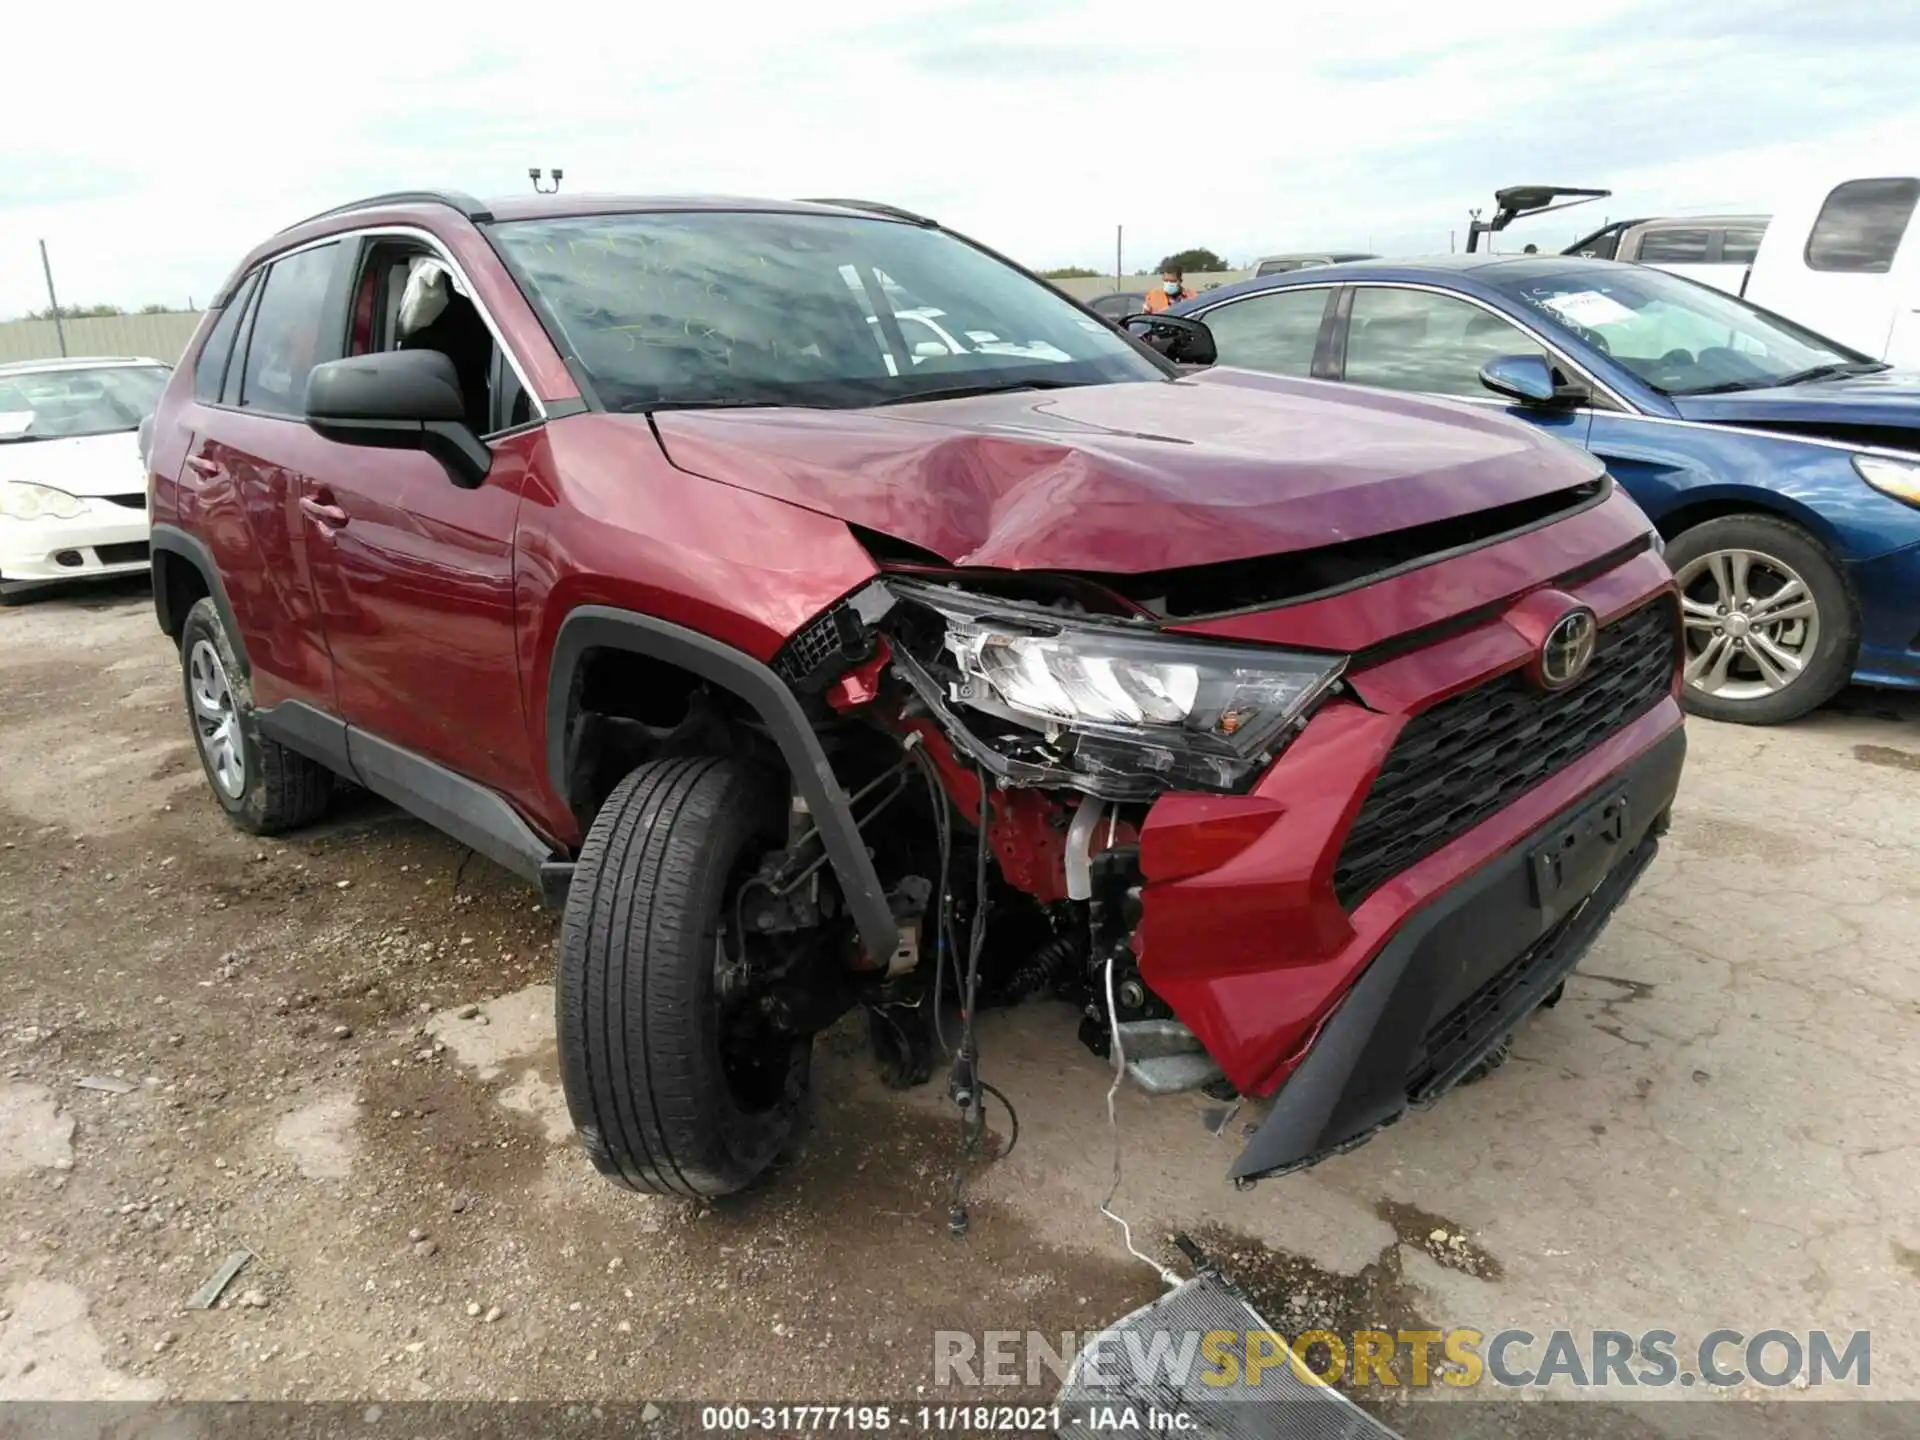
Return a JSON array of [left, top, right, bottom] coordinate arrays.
[[1671, 369, 1920, 439], [650, 370, 1605, 573], [0, 428, 144, 497]]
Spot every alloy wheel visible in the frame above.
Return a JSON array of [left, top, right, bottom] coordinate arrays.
[[188, 639, 247, 799], [1674, 547, 1820, 701]]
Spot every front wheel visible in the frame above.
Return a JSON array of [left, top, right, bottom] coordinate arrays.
[[1665, 515, 1857, 725], [556, 756, 812, 1198]]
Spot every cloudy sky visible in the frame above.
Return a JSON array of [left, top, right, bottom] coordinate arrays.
[[3, 0, 1918, 317]]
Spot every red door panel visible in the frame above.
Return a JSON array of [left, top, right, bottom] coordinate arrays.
[[177, 412, 335, 710], [301, 440, 531, 797]]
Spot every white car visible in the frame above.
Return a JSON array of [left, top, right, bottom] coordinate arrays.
[[0, 356, 170, 598]]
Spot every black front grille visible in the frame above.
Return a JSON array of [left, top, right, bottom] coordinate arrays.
[[95, 542, 151, 566], [1333, 598, 1677, 908], [103, 493, 147, 509]]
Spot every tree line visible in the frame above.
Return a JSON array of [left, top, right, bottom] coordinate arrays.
[[1039, 248, 1232, 280]]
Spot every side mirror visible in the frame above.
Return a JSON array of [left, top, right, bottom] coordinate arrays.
[[305, 350, 491, 488], [1480, 353, 1585, 408], [1122, 312, 1218, 367]]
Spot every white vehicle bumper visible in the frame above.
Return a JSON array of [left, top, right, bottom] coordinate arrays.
[[0, 499, 151, 589]]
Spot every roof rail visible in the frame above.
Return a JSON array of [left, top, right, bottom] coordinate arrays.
[[280, 189, 494, 233], [798, 197, 937, 227]]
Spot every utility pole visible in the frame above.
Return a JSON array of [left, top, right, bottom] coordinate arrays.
[[37, 240, 68, 358]]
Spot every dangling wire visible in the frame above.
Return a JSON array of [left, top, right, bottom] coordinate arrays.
[[1101, 951, 1185, 1289]]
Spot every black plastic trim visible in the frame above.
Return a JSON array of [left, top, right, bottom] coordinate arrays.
[[279, 189, 494, 235], [1229, 721, 1686, 1182], [547, 605, 898, 965], [539, 861, 577, 909], [253, 700, 352, 775], [148, 524, 250, 676], [346, 728, 558, 883]]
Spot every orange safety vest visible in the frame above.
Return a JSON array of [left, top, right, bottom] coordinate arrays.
[[1142, 286, 1191, 313]]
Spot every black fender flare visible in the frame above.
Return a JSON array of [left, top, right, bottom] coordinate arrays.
[[149, 523, 251, 677], [546, 605, 897, 965]]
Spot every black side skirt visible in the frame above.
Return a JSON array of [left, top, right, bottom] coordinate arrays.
[[256, 700, 564, 892]]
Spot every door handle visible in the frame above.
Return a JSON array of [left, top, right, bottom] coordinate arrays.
[[299, 496, 349, 528], [184, 456, 221, 478]]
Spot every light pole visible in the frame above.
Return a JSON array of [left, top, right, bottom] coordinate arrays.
[[37, 240, 68, 358], [529, 168, 564, 194]]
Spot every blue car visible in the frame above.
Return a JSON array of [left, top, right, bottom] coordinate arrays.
[[1165, 256, 1920, 724]]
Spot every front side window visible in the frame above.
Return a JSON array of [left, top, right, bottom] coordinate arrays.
[[0, 363, 171, 442], [1806, 178, 1920, 273], [1201, 287, 1331, 377], [237, 242, 341, 415], [1635, 229, 1711, 264], [1488, 264, 1875, 394], [490, 211, 1166, 412], [1342, 288, 1545, 397]]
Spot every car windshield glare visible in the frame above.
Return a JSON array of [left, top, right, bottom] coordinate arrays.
[[0, 364, 170, 440], [1485, 266, 1867, 396], [491, 211, 1166, 412]]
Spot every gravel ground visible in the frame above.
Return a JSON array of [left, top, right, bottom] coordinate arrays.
[[3, 579, 1919, 1436]]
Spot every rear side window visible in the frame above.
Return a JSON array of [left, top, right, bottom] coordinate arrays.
[[1721, 227, 1765, 265], [1806, 178, 1920, 273], [236, 243, 342, 414], [1202, 287, 1331, 377], [1635, 229, 1710, 264], [192, 272, 258, 403]]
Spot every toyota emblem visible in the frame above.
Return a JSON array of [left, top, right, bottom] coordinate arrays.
[[1539, 609, 1599, 689]]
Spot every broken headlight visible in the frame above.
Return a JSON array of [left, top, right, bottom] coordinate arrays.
[[926, 596, 1345, 795]]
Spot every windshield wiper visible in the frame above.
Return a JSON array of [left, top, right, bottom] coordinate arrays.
[[1676, 360, 1890, 396], [872, 377, 1082, 407]]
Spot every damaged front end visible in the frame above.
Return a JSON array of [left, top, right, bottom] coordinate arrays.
[[782, 570, 1349, 1137]]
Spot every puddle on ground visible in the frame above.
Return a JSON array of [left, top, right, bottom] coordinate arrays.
[[1184, 1202, 1503, 1398], [1373, 1199, 1503, 1281]]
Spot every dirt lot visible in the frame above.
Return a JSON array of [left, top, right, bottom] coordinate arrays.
[[3, 580, 1919, 1432]]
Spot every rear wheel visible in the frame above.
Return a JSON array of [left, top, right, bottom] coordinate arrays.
[[556, 756, 813, 1198], [1665, 515, 1857, 725], [179, 598, 333, 833]]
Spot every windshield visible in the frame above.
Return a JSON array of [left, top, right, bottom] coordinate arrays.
[[491, 211, 1166, 411], [0, 364, 171, 441], [1483, 265, 1874, 395]]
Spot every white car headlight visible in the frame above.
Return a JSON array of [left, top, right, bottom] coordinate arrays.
[[1854, 454, 1920, 508], [0, 480, 88, 521], [922, 591, 1345, 795]]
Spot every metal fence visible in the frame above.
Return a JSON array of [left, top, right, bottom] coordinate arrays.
[[0, 312, 203, 367]]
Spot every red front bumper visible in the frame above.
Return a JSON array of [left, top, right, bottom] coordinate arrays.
[[1135, 547, 1682, 1097]]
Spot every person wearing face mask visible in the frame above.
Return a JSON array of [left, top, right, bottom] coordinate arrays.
[[1141, 265, 1193, 313]]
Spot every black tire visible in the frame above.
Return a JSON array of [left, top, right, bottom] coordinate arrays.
[[1663, 514, 1857, 726], [557, 756, 812, 1198], [179, 597, 333, 834]]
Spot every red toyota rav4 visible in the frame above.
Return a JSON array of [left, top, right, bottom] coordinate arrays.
[[146, 191, 1684, 1198]]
